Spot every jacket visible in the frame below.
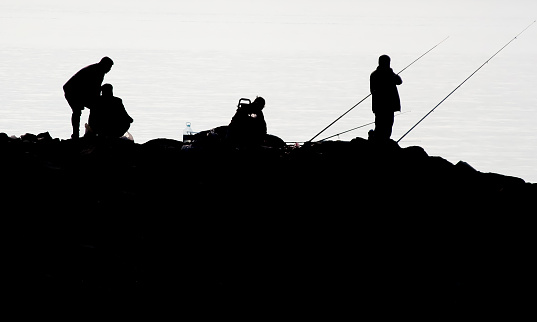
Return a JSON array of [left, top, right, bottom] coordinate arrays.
[[63, 63, 106, 103], [370, 66, 402, 113]]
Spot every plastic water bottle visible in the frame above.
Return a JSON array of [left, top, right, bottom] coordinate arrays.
[[183, 122, 194, 143]]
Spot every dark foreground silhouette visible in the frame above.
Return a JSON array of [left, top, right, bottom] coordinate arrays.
[[1, 131, 535, 319]]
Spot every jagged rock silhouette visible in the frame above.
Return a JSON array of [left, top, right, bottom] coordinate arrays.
[[1, 132, 535, 319]]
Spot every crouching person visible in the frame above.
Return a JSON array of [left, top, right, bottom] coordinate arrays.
[[227, 96, 267, 147], [87, 84, 133, 138]]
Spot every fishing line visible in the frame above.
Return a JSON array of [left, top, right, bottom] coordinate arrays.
[[397, 21, 536, 143], [307, 36, 449, 143], [319, 111, 409, 142]]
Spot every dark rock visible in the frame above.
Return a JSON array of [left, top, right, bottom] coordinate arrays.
[[142, 137, 184, 151], [0, 133, 535, 319], [455, 160, 477, 173], [402, 145, 429, 160], [37, 131, 53, 142], [0, 132, 9, 143], [21, 132, 38, 143]]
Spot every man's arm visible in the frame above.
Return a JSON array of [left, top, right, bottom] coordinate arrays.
[[394, 73, 403, 85]]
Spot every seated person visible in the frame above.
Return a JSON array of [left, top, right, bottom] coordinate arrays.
[[87, 84, 133, 138], [227, 96, 266, 146]]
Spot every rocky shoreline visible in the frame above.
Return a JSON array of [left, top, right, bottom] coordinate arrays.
[[1, 131, 536, 319]]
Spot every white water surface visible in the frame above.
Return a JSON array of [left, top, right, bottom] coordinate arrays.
[[1, 0, 536, 181]]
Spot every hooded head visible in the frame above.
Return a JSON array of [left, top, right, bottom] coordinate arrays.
[[101, 83, 113, 97], [252, 96, 265, 110]]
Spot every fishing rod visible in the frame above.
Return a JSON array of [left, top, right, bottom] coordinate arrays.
[[319, 111, 409, 142], [307, 36, 449, 143], [397, 21, 536, 144]]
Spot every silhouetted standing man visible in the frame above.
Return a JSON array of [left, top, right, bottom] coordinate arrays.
[[63, 57, 114, 139], [370, 55, 402, 140]]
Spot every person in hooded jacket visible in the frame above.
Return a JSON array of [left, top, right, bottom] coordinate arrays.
[[228, 96, 267, 147], [87, 83, 133, 138], [370, 55, 402, 141]]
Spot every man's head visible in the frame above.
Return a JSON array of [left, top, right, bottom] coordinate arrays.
[[99, 56, 114, 73], [252, 96, 265, 110], [101, 83, 113, 97], [378, 55, 391, 68]]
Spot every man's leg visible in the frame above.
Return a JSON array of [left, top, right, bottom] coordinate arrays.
[[374, 113, 387, 140], [65, 94, 84, 139], [385, 112, 394, 140], [374, 112, 395, 140], [71, 109, 82, 139]]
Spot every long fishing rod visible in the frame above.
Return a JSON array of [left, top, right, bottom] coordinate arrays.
[[319, 111, 409, 142], [307, 36, 449, 143], [397, 21, 536, 144]]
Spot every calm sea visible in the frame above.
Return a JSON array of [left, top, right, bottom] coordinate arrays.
[[1, 0, 536, 182]]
